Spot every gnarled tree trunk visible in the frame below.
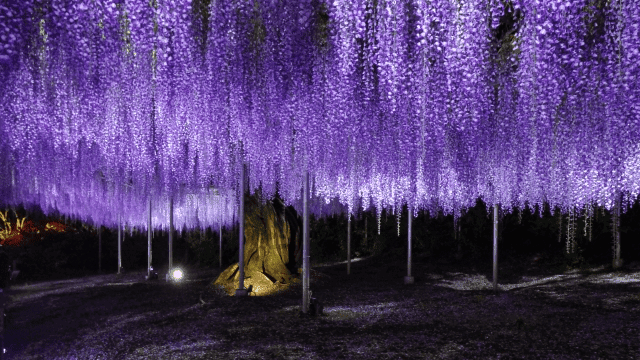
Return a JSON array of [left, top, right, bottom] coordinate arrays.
[[213, 195, 302, 296]]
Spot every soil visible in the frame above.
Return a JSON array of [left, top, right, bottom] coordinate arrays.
[[3, 252, 640, 360]]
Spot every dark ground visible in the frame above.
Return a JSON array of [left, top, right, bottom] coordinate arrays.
[[3, 250, 640, 360]]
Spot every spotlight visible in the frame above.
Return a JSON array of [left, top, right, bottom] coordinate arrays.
[[172, 268, 183, 281], [166, 267, 184, 282]]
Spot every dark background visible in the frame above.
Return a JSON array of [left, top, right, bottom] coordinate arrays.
[[2, 196, 639, 284]]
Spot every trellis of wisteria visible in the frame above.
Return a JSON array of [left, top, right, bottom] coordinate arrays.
[[0, 0, 638, 231]]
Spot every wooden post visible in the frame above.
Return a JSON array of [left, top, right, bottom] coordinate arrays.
[[235, 163, 248, 296], [302, 170, 310, 313], [493, 203, 499, 291], [404, 206, 414, 284]]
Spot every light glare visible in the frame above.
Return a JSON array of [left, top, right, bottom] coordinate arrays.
[[172, 269, 183, 281]]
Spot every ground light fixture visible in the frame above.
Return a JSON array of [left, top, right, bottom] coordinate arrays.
[[166, 267, 184, 282]]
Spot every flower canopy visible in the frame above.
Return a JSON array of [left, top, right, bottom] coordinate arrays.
[[0, 0, 638, 230]]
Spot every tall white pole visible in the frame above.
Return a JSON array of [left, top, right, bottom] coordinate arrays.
[[117, 215, 122, 275], [302, 170, 310, 313], [10, 165, 15, 201], [613, 192, 622, 269], [236, 163, 248, 296], [147, 198, 152, 279], [404, 205, 414, 284], [169, 198, 173, 271], [493, 203, 499, 291], [98, 226, 102, 273], [365, 217, 367, 246], [347, 213, 351, 275]]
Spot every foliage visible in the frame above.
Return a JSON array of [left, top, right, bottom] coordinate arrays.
[[0, 0, 638, 233]]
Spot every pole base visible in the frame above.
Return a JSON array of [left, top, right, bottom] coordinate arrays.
[[10, 271, 19, 281], [404, 276, 414, 285], [613, 258, 624, 269], [235, 288, 249, 297], [299, 297, 324, 317], [145, 272, 158, 281]]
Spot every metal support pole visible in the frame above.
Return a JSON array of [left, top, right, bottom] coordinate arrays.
[[236, 163, 248, 296], [615, 202, 621, 262], [147, 198, 152, 279], [404, 206, 414, 284], [98, 226, 102, 273], [365, 217, 367, 245], [169, 198, 173, 271], [117, 216, 122, 275], [493, 203, 499, 291], [302, 171, 310, 313], [347, 213, 351, 275], [219, 223, 223, 269], [613, 192, 622, 269]]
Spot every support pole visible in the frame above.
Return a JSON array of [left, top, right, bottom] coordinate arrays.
[[302, 170, 310, 313], [493, 203, 499, 291], [404, 206, 414, 284], [365, 217, 367, 246], [235, 163, 248, 296], [117, 216, 122, 275], [169, 198, 173, 271], [219, 223, 223, 269], [347, 213, 351, 275], [98, 226, 102, 273], [10, 166, 15, 197], [147, 198, 153, 279], [613, 192, 623, 269]]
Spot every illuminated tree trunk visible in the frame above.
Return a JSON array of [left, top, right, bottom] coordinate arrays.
[[219, 223, 222, 269], [404, 206, 414, 284], [117, 216, 122, 275], [169, 198, 173, 272], [147, 198, 152, 279], [213, 193, 301, 295], [493, 203, 499, 291], [235, 163, 248, 296], [302, 170, 310, 312], [347, 213, 351, 275]]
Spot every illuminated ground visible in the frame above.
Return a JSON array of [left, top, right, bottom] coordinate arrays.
[[4, 253, 640, 359]]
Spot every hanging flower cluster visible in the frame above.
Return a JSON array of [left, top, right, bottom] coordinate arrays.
[[0, 0, 638, 231]]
